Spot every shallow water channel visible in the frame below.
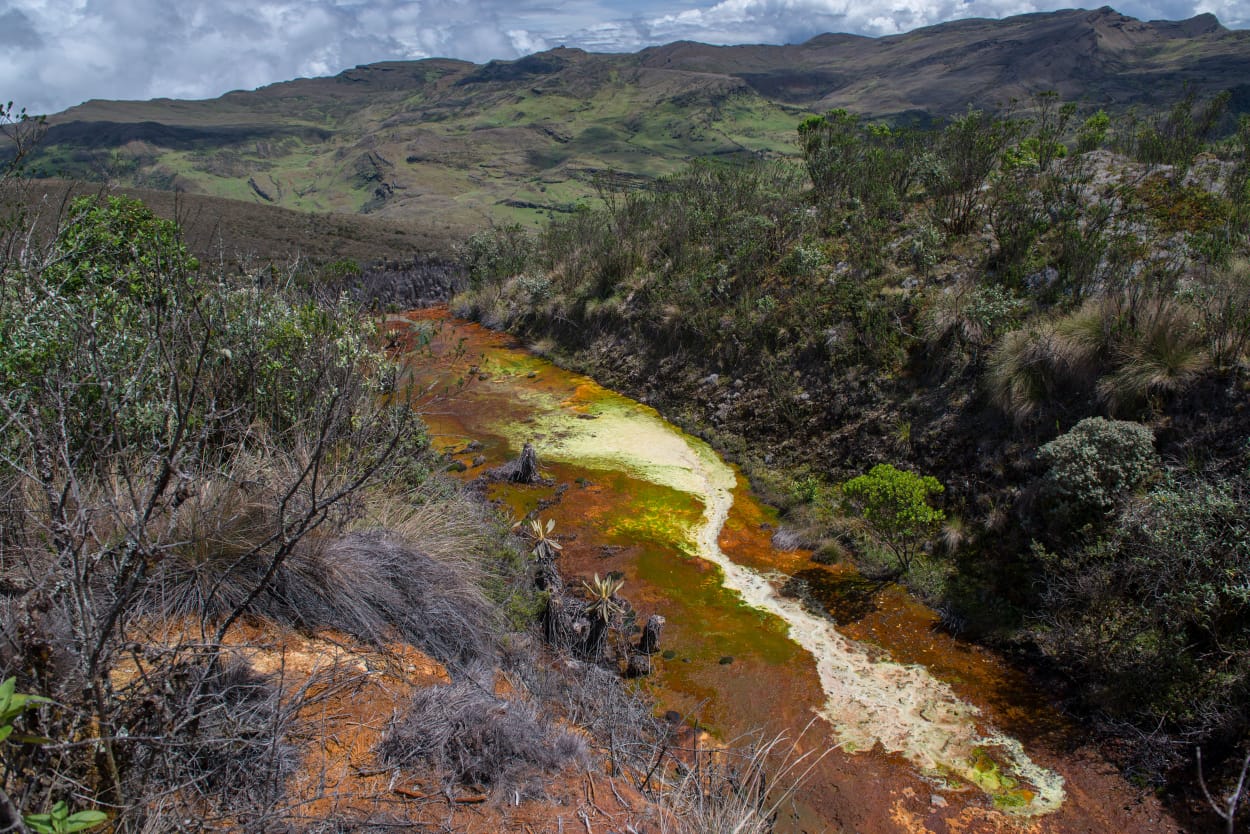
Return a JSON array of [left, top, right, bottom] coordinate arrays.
[[394, 309, 1181, 834]]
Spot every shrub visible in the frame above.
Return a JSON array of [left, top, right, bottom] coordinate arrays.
[[1114, 91, 1231, 169], [925, 108, 1021, 236], [1034, 473, 1250, 755], [461, 223, 533, 289], [798, 110, 920, 218], [923, 281, 1027, 361], [987, 169, 1048, 278], [1189, 258, 1250, 371], [0, 193, 413, 829], [1036, 417, 1158, 535], [841, 464, 945, 577], [1076, 110, 1110, 154]]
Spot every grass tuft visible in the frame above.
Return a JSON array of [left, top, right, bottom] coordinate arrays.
[[377, 680, 587, 797]]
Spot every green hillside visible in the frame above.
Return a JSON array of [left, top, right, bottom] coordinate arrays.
[[21, 8, 1250, 230]]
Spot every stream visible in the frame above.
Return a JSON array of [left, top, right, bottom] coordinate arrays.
[[394, 308, 1182, 834]]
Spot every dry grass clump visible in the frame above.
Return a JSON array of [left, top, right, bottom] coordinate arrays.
[[144, 520, 499, 669], [124, 445, 503, 668], [985, 323, 1068, 423], [376, 680, 587, 797], [987, 289, 1210, 420], [1057, 292, 1208, 412], [656, 726, 827, 834]]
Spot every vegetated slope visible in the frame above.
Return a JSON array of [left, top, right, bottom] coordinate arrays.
[[22, 8, 1250, 227], [5, 177, 462, 263], [0, 191, 763, 833], [452, 95, 1250, 822], [28, 49, 797, 228]]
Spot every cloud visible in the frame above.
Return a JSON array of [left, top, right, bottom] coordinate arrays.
[[0, 7, 42, 48], [0, 0, 1243, 115]]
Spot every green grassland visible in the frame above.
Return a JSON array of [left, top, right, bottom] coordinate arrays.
[[27, 51, 803, 230]]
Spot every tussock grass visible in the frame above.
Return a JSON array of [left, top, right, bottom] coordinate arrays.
[[985, 324, 1066, 423], [310, 530, 498, 667], [987, 290, 1211, 420], [377, 680, 587, 797], [146, 522, 499, 668], [116, 439, 504, 667]]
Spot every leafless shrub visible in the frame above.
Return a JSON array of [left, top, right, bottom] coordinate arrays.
[[769, 526, 808, 552], [655, 724, 828, 834], [1199, 746, 1250, 834], [114, 657, 301, 820], [5, 645, 303, 833], [377, 680, 587, 797]]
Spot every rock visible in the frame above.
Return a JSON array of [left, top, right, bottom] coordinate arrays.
[[1025, 266, 1059, 293], [639, 614, 666, 654], [445, 460, 467, 473], [626, 653, 652, 678], [701, 373, 720, 387], [508, 442, 541, 484], [472, 455, 486, 467]]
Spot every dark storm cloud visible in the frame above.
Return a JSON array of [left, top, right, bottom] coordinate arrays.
[[0, 0, 1243, 116], [0, 6, 42, 48]]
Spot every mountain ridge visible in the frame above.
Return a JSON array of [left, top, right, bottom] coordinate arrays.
[[24, 7, 1250, 228]]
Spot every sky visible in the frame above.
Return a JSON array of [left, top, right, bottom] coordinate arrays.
[[1, 0, 1245, 116]]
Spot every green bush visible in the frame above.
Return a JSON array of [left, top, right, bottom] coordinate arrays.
[[1076, 110, 1110, 154], [798, 110, 920, 218], [923, 281, 1027, 362], [0, 195, 388, 460], [462, 223, 534, 288], [1034, 473, 1250, 747], [1036, 417, 1158, 535], [45, 195, 198, 300], [841, 464, 945, 576], [925, 108, 1021, 236], [1114, 91, 1231, 170]]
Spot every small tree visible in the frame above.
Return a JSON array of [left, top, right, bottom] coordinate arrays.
[[841, 464, 945, 577]]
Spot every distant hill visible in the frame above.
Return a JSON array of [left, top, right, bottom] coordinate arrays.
[[21, 7, 1250, 231], [5, 178, 458, 264]]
